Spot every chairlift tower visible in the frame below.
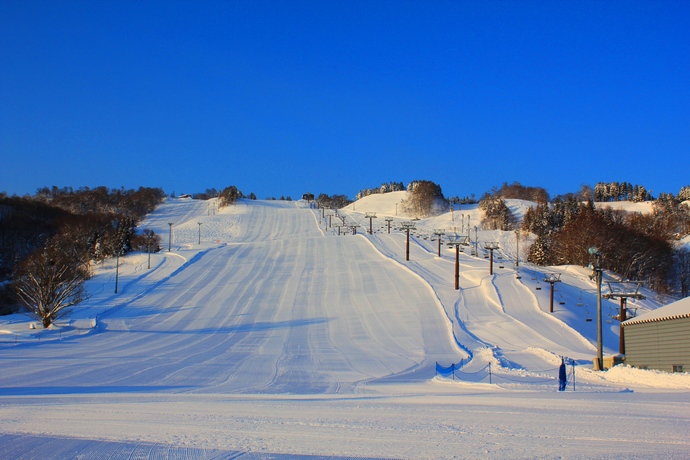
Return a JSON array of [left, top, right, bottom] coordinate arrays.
[[473, 226, 478, 258], [447, 234, 470, 290], [433, 229, 445, 257], [197, 222, 203, 245], [401, 222, 416, 261], [384, 217, 394, 234], [543, 273, 562, 313], [603, 281, 646, 355], [483, 242, 499, 275], [515, 230, 520, 268], [365, 212, 377, 235]]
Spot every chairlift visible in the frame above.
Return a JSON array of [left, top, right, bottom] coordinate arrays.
[[576, 291, 584, 307], [535, 282, 542, 290], [585, 309, 593, 322]]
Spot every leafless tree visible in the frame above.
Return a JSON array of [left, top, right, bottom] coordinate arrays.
[[13, 236, 88, 328]]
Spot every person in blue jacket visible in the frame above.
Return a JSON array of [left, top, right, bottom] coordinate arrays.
[[558, 357, 567, 391]]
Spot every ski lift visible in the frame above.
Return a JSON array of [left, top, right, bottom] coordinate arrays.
[[559, 293, 566, 305], [607, 305, 616, 320], [585, 308, 593, 322], [535, 282, 542, 290], [576, 291, 584, 307], [515, 270, 522, 280]]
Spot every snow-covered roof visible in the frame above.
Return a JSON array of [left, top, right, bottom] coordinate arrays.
[[624, 296, 690, 326]]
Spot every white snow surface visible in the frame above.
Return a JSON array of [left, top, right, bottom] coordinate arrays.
[[1, 196, 689, 458], [594, 200, 654, 214]]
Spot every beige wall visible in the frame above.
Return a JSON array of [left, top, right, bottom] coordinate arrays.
[[624, 317, 690, 373]]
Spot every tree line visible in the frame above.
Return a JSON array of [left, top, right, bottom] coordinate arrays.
[[524, 195, 690, 296], [0, 187, 166, 321]]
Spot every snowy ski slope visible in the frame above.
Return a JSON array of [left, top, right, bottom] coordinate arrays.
[[0, 195, 689, 458]]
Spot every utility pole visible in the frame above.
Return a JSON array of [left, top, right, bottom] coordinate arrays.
[[114, 249, 120, 294], [589, 247, 604, 370], [146, 232, 152, 269], [168, 222, 174, 252]]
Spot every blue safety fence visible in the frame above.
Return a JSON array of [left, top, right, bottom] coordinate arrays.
[[436, 359, 577, 389]]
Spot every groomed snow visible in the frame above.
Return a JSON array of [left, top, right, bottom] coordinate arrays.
[[0, 195, 688, 458]]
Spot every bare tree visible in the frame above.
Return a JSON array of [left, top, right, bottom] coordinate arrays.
[[674, 248, 690, 298], [13, 236, 88, 328]]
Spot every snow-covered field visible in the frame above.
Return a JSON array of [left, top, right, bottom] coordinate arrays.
[[1, 195, 688, 459]]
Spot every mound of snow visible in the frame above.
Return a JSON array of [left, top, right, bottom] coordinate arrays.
[[601, 365, 690, 389]]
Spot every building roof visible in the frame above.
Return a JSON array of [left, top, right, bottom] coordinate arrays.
[[623, 296, 690, 326]]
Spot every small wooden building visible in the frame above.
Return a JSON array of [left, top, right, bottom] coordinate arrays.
[[623, 297, 690, 373]]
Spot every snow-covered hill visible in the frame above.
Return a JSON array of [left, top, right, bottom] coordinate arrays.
[[0, 195, 688, 458]]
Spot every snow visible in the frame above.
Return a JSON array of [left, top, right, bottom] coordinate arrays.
[[1, 196, 689, 458], [595, 200, 654, 214]]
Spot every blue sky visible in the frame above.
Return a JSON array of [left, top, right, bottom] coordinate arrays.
[[1, 1, 689, 200]]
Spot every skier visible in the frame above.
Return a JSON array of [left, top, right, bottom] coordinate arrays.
[[558, 358, 567, 391]]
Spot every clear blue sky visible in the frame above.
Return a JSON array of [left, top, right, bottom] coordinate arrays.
[[1, 1, 689, 200]]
